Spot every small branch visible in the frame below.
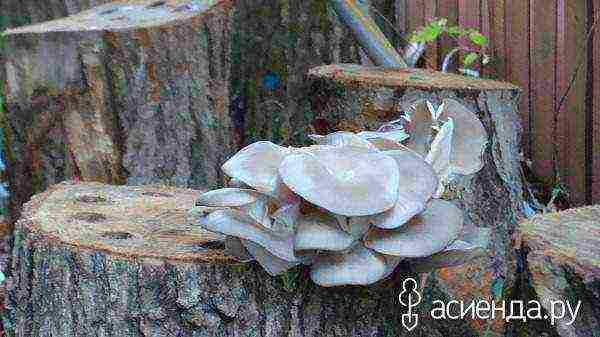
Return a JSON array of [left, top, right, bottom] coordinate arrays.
[[551, 10, 600, 181]]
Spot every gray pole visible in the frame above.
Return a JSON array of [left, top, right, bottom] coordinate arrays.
[[330, 0, 407, 68]]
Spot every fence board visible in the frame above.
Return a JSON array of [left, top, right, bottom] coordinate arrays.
[[563, 0, 588, 205], [424, 0, 439, 68], [407, 0, 426, 32], [592, 0, 600, 203], [530, 0, 557, 183], [395, 0, 409, 36], [458, 0, 481, 72], [390, 0, 598, 204], [506, 0, 532, 158], [487, 0, 507, 78]]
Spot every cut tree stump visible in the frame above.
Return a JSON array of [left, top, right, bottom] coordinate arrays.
[[0, 0, 114, 88], [9, 181, 511, 337], [308, 64, 525, 336], [515, 206, 600, 337], [2, 0, 237, 224]]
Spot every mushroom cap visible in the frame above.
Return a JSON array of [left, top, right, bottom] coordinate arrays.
[[195, 188, 275, 229], [309, 131, 376, 149], [356, 130, 409, 143], [405, 100, 433, 155], [364, 199, 464, 257], [310, 245, 387, 286], [195, 188, 259, 207], [197, 208, 299, 262], [439, 99, 487, 175], [367, 138, 405, 151], [372, 149, 439, 229], [411, 225, 490, 272], [221, 141, 292, 196], [426, 118, 454, 197], [270, 201, 301, 236], [294, 212, 356, 251], [242, 240, 300, 276], [227, 177, 250, 188], [279, 146, 400, 216], [382, 255, 404, 279], [335, 215, 373, 239]]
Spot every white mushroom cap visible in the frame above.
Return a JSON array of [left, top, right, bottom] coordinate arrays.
[[364, 199, 463, 257], [411, 225, 490, 272], [270, 201, 301, 236], [366, 138, 405, 151], [356, 130, 409, 143], [242, 239, 300, 276], [221, 141, 292, 196], [309, 131, 376, 149], [227, 177, 250, 188], [382, 255, 404, 279], [195, 188, 259, 207], [371, 149, 439, 229], [439, 99, 487, 175], [405, 100, 434, 156], [197, 208, 299, 262], [279, 146, 400, 216], [335, 215, 372, 239], [294, 212, 355, 251], [195, 188, 274, 229], [426, 118, 454, 197], [310, 245, 387, 286]]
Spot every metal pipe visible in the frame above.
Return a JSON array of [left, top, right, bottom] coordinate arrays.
[[330, 0, 407, 68]]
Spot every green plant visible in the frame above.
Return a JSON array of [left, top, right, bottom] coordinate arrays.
[[408, 18, 490, 76]]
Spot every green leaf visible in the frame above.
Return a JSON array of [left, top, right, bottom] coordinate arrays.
[[411, 19, 445, 43], [463, 52, 479, 66], [469, 31, 488, 45]]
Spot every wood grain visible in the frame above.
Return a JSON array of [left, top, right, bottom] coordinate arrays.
[[593, 0, 600, 203]]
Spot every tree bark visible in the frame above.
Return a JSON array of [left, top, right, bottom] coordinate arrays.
[[513, 206, 600, 337], [308, 64, 526, 336], [8, 181, 509, 337], [0, 0, 114, 97], [2, 0, 237, 223]]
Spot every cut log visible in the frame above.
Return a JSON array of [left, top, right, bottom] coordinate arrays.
[[515, 206, 600, 337], [2, 0, 237, 224], [308, 64, 526, 336], [0, 0, 114, 108], [8, 181, 506, 337]]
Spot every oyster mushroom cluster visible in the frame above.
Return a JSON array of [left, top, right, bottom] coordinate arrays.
[[189, 98, 490, 287]]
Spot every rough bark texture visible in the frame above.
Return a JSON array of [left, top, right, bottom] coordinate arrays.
[[229, 0, 397, 146], [8, 181, 514, 337], [2, 0, 403, 224], [2, 0, 236, 223], [514, 206, 600, 337], [0, 0, 114, 95], [308, 64, 526, 337]]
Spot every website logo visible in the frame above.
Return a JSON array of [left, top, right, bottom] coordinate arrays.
[[398, 278, 421, 331]]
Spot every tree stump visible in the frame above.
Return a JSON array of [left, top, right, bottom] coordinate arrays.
[[308, 64, 525, 336], [7, 180, 513, 337], [0, 0, 114, 90], [2, 0, 237, 223], [515, 206, 600, 337]]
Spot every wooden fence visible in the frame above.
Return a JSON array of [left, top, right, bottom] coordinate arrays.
[[391, 0, 599, 206]]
